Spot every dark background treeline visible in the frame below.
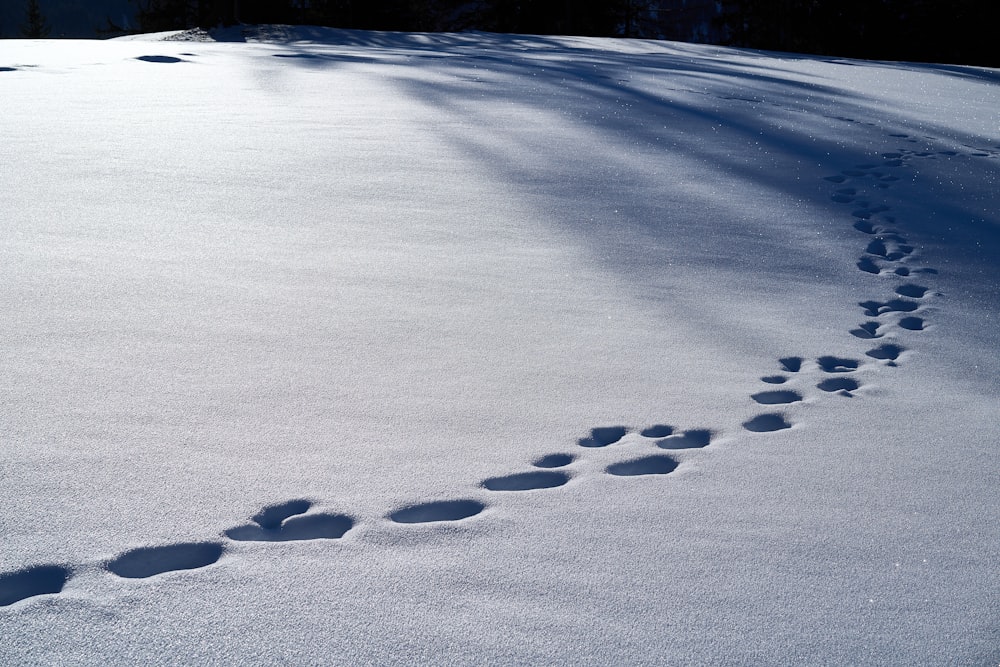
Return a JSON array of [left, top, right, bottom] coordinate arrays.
[[2, 0, 995, 67]]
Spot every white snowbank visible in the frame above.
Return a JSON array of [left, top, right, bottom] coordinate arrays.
[[1, 26, 998, 665]]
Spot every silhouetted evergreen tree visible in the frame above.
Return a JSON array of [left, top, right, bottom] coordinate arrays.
[[20, 0, 51, 38]]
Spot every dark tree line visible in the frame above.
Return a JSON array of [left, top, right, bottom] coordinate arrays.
[[121, 0, 994, 66], [126, 0, 631, 36], [717, 0, 994, 67]]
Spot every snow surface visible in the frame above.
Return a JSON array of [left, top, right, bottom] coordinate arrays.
[[2, 26, 999, 665]]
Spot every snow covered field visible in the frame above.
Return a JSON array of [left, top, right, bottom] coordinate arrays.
[[2, 26, 998, 664]]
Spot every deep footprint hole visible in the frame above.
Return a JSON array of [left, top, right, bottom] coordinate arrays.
[[818, 377, 860, 393], [751, 390, 802, 405], [533, 453, 575, 468], [269, 514, 354, 540], [895, 284, 929, 298], [0, 565, 70, 607], [866, 344, 905, 361], [482, 470, 570, 491], [389, 499, 485, 524], [579, 425, 629, 447], [656, 429, 712, 450], [850, 321, 881, 339], [227, 513, 355, 541], [252, 499, 312, 529], [606, 454, 678, 476], [760, 375, 787, 384], [859, 300, 884, 316], [898, 316, 925, 331], [817, 356, 860, 373], [778, 356, 802, 373], [857, 258, 881, 274], [106, 542, 224, 579], [885, 298, 919, 313], [639, 424, 673, 438], [135, 55, 185, 63], [743, 413, 792, 432], [866, 240, 888, 256]]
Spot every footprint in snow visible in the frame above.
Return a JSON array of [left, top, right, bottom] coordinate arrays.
[[388, 499, 485, 524], [135, 55, 186, 64], [778, 356, 802, 373], [532, 453, 576, 468], [578, 425, 629, 447], [857, 257, 883, 274], [866, 343, 906, 364], [859, 298, 919, 317], [743, 413, 792, 433], [850, 321, 883, 339], [606, 454, 679, 476], [0, 564, 70, 606], [225, 500, 355, 541], [639, 424, 674, 438], [655, 429, 713, 449], [853, 220, 880, 235], [751, 390, 802, 405], [865, 237, 913, 261], [895, 283, 929, 298], [106, 542, 224, 578], [898, 316, 925, 331], [482, 470, 570, 491], [817, 356, 859, 373], [817, 377, 860, 397]]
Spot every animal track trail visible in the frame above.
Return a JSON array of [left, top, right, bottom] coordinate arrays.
[[1, 130, 970, 600], [565, 420, 719, 481], [225, 500, 355, 541], [741, 358, 810, 432], [818, 134, 952, 383], [0, 565, 70, 607], [743, 350, 869, 430]]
